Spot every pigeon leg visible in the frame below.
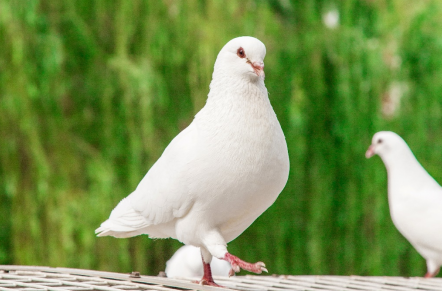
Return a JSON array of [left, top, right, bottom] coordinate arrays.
[[223, 252, 268, 275], [425, 267, 440, 278], [193, 255, 223, 287]]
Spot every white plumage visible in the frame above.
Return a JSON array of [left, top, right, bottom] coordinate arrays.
[[165, 246, 231, 279], [366, 131, 442, 277], [96, 36, 289, 285]]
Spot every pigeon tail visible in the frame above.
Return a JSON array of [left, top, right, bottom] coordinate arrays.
[[95, 197, 151, 238]]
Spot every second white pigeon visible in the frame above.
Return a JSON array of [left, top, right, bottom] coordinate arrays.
[[366, 131, 442, 277], [96, 36, 290, 286], [166, 245, 231, 279]]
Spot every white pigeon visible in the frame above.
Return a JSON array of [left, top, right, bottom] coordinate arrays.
[[366, 131, 442, 278], [165, 245, 232, 279], [96, 36, 290, 286]]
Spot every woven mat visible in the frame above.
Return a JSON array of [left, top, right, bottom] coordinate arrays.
[[1, 265, 441, 291]]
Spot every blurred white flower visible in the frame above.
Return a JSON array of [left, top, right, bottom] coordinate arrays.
[[382, 82, 407, 118], [322, 9, 339, 29]]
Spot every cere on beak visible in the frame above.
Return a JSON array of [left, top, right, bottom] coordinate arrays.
[[248, 60, 265, 79]]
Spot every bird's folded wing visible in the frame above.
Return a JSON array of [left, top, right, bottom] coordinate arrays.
[[95, 124, 201, 237], [395, 187, 442, 248], [127, 123, 201, 226]]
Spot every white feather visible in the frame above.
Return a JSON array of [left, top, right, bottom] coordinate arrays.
[[96, 36, 289, 266], [367, 131, 442, 276], [165, 246, 231, 278]]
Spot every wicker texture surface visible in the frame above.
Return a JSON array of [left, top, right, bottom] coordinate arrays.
[[1, 265, 442, 291]]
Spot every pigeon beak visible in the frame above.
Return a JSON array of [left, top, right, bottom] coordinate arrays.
[[249, 61, 265, 79], [365, 145, 375, 159]]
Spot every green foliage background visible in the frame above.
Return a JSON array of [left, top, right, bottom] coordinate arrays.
[[1, 0, 442, 277]]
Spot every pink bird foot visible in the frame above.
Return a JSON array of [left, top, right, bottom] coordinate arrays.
[[425, 267, 440, 278], [223, 252, 268, 276], [193, 260, 223, 287]]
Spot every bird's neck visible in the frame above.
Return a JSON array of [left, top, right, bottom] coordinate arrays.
[[198, 72, 270, 119], [384, 149, 440, 198], [193, 72, 279, 148], [192, 72, 284, 170], [383, 148, 419, 174]]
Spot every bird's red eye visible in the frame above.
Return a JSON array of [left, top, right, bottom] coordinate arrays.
[[237, 47, 246, 58]]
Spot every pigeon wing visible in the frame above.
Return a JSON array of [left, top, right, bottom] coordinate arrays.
[[96, 123, 200, 236], [396, 187, 442, 250], [130, 123, 200, 224]]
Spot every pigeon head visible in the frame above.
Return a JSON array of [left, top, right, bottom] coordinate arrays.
[[214, 36, 266, 81], [365, 131, 408, 159]]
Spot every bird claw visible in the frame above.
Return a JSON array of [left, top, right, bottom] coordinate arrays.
[[224, 253, 269, 275], [194, 279, 223, 287], [254, 262, 267, 274], [257, 261, 266, 268], [228, 265, 241, 277]]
